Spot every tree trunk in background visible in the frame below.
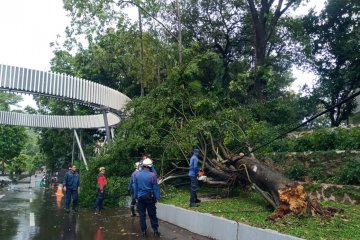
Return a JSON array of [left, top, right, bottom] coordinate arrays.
[[246, 0, 299, 100]]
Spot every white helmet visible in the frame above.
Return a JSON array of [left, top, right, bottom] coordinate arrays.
[[134, 162, 140, 169], [142, 158, 153, 168]]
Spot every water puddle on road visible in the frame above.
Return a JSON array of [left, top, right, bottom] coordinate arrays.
[[1, 183, 209, 240]]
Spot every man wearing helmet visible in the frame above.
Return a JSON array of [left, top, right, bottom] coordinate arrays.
[[134, 158, 161, 237], [139, 154, 158, 176], [93, 167, 107, 214], [128, 162, 140, 216]]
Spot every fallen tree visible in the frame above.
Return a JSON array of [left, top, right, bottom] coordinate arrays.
[[200, 150, 341, 220]]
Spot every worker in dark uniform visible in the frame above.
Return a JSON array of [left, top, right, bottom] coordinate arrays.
[[139, 154, 158, 176], [63, 164, 80, 213], [189, 148, 201, 207], [128, 162, 140, 216], [134, 158, 161, 237]]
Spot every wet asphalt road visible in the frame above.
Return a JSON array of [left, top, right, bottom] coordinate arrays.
[[0, 175, 209, 240]]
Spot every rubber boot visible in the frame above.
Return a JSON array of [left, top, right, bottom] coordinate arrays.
[[153, 229, 161, 237], [130, 205, 136, 216], [189, 202, 199, 207]]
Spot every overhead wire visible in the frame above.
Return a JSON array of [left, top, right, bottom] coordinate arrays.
[[246, 90, 360, 156]]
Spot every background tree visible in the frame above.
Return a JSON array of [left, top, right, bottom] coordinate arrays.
[[0, 125, 27, 175], [0, 93, 28, 174], [304, 0, 360, 126], [245, 0, 303, 99], [0, 93, 22, 111]]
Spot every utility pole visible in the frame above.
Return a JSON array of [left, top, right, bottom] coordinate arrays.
[[176, 0, 182, 65], [138, 2, 145, 96]]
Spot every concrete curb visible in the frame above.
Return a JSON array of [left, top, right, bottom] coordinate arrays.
[[157, 203, 305, 240]]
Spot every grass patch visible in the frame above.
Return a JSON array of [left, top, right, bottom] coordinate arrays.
[[161, 186, 360, 240]]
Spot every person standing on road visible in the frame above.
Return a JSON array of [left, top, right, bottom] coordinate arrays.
[[189, 148, 201, 207], [134, 158, 161, 237], [93, 167, 107, 214], [139, 154, 158, 176], [63, 164, 80, 213], [128, 162, 140, 216]]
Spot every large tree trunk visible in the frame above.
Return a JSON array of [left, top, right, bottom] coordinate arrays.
[[203, 154, 338, 220], [246, 0, 300, 100]]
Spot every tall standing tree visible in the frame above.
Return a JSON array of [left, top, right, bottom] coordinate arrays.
[[304, 0, 360, 126], [246, 0, 302, 99]]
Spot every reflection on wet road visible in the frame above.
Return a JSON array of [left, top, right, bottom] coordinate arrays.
[[0, 176, 209, 240]]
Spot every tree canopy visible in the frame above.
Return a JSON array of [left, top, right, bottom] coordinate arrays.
[[0, 93, 27, 174]]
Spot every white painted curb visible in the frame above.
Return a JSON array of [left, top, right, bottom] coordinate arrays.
[[157, 203, 305, 240]]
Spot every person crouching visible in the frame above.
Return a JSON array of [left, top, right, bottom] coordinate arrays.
[[134, 158, 161, 237]]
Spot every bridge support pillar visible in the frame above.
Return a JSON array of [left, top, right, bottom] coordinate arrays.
[[74, 129, 89, 170], [111, 127, 115, 139], [102, 110, 111, 143], [71, 134, 75, 165]]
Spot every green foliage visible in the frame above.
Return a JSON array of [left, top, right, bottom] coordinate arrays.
[[308, 167, 327, 182], [304, 0, 360, 126], [0, 125, 27, 173], [7, 153, 28, 174], [78, 139, 134, 207], [79, 165, 129, 208], [61, 49, 311, 183], [335, 157, 360, 185], [104, 177, 130, 207], [269, 128, 360, 153], [0, 93, 22, 111], [285, 163, 306, 181]]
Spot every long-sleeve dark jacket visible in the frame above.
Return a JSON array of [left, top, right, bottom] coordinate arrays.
[[63, 170, 80, 190], [188, 155, 199, 177], [128, 169, 139, 192], [134, 170, 160, 200]]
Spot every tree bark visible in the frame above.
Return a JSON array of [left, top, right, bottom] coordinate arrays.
[[246, 0, 298, 100], [202, 154, 338, 219]]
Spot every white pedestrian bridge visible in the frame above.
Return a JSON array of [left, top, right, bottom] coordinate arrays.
[[0, 64, 131, 129]]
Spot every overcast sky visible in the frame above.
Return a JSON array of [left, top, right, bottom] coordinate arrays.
[[0, 0, 324, 110], [0, 0, 69, 109]]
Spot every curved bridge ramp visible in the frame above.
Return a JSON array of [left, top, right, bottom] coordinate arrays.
[[0, 64, 131, 129], [0, 111, 120, 129]]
